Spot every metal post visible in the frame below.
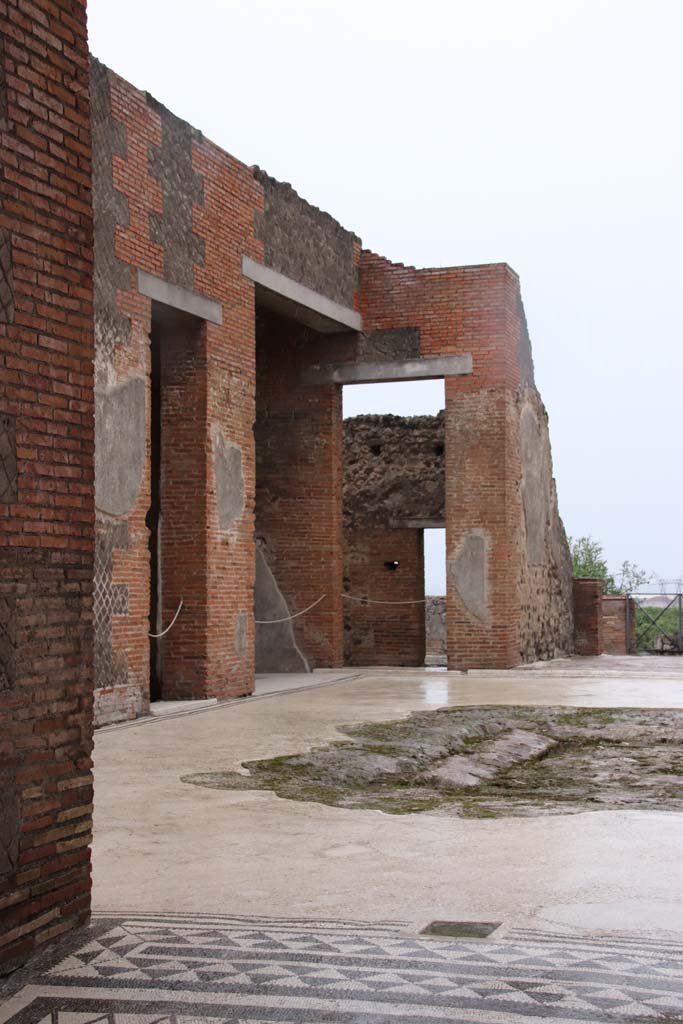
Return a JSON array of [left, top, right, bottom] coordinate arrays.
[[678, 593, 682, 653], [625, 593, 631, 655]]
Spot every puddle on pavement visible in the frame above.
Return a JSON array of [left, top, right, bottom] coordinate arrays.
[[181, 706, 683, 818]]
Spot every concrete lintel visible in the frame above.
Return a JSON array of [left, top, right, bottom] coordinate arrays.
[[389, 519, 446, 530], [302, 354, 473, 386], [138, 269, 223, 325], [242, 255, 362, 334]]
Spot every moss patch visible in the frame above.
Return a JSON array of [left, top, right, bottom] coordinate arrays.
[[182, 706, 683, 818]]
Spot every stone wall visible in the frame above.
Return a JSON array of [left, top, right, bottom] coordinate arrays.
[[253, 168, 360, 307], [517, 388, 574, 661], [343, 413, 444, 529], [0, 0, 95, 964]]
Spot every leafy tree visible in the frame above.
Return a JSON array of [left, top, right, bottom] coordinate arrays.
[[569, 536, 651, 595]]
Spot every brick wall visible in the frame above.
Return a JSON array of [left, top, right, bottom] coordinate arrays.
[[573, 578, 604, 655], [359, 254, 573, 669], [0, 0, 95, 964], [90, 64, 262, 721], [255, 310, 346, 668], [602, 595, 635, 655], [344, 528, 425, 666]]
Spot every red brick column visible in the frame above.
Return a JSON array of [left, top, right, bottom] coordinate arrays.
[[573, 578, 604, 655], [0, 0, 95, 963], [602, 595, 635, 655], [359, 255, 528, 669]]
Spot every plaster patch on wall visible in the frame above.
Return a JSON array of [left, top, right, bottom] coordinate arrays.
[[449, 530, 489, 624], [214, 431, 245, 531], [255, 546, 309, 673], [234, 611, 247, 658], [520, 402, 547, 566], [95, 377, 146, 517]]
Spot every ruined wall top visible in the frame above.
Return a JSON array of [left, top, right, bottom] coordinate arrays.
[[253, 167, 360, 308], [343, 413, 445, 529]]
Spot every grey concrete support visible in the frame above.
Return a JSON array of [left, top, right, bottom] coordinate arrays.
[[242, 255, 362, 333], [138, 269, 222, 325], [303, 354, 472, 386]]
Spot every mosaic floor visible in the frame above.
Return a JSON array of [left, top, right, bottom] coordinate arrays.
[[3, 913, 683, 1024]]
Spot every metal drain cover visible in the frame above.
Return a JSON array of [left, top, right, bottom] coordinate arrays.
[[421, 920, 502, 939]]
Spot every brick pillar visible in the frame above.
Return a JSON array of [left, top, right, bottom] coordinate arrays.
[[0, 0, 95, 964], [255, 311, 344, 668], [573, 578, 604, 655]]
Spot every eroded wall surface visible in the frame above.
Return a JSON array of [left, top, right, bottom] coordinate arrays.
[[0, 0, 95, 963], [343, 413, 444, 529]]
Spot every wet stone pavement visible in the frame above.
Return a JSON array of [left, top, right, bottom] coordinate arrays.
[[3, 912, 683, 1024]]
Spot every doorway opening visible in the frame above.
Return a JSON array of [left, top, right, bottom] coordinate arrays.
[[148, 301, 206, 702], [342, 379, 445, 667], [424, 528, 447, 666]]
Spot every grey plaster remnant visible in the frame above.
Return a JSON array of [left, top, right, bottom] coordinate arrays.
[[254, 547, 310, 674], [95, 377, 146, 517], [214, 432, 245, 531], [90, 58, 131, 373], [138, 270, 222, 325], [253, 167, 359, 307], [243, 256, 362, 333], [356, 327, 421, 362], [0, 412, 17, 504], [450, 531, 489, 624], [520, 402, 547, 566], [234, 612, 248, 658], [0, 783, 20, 878], [303, 354, 472, 386], [147, 96, 204, 291], [0, 227, 14, 325]]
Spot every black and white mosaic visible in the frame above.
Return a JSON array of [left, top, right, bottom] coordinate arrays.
[[3, 913, 683, 1024]]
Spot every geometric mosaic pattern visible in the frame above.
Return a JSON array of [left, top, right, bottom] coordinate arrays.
[[3, 913, 683, 1024], [93, 521, 129, 691]]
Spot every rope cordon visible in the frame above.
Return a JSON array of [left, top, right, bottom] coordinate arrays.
[[149, 599, 184, 638], [255, 594, 327, 624]]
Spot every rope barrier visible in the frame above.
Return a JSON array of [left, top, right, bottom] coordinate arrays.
[[95, 504, 129, 520], [342, 593, 428, 606], [255, 594, 326, 624], [149, 599, 183, 638]]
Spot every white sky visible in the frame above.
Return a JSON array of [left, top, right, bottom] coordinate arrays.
[[88, 0, 682, 591]]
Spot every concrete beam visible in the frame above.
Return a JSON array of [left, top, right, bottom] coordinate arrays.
[[138, 270, 223, 325], [242, 255, 362, 334], [302, 354, 472, 386]]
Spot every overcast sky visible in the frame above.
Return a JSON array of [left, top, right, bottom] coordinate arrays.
[[88, 0, 682, 594]]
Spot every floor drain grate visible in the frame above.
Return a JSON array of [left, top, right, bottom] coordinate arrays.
[[421, 921, 502, 939]]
